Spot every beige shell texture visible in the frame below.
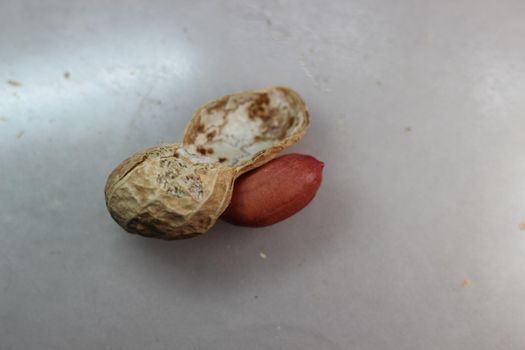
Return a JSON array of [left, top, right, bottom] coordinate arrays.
[[182, 86, 309, 175], [105, 144, 235, 240], [105, 86, 309, 240]]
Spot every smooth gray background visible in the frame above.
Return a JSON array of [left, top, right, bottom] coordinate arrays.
[[1, 1, 525, 349]]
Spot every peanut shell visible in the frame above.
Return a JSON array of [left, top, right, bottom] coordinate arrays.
[[105, 87, 309, 239], [105, 144, 235, 240], [183, 86, 309, 175]]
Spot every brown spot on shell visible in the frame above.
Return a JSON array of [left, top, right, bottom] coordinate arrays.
[[286, 116, 297, 129], [197, 123, 205, 133], [196, 146, 207, 155], [218, 157, 227, 163], [206, 97, 227, 113], [198, 217, 212, 226], [248, 93, 273, 121], [206, 130, 216, 141], [195, 147, 214, 156]]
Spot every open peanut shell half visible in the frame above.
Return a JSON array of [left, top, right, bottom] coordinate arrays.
[[183, 86, 309, 176], [105, 86, 309, 240]]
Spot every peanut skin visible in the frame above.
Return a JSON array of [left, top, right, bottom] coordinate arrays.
[[222, 154, 324, 227]]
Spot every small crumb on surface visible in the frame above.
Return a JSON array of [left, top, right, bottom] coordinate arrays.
[[64, 71, 70, 79], [519, 222, 525, 231], [460, 278, 471, 288], [259, 252, 267, 259], [0, 117, 7, 122], [16, 131, 25, 139], [375, 80, 382, 86], [405, 127, 412, 132], [7, 80, 21, 87]]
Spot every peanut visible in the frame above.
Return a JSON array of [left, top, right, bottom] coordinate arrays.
[[105, 87, 314, 239], [222, 153, 324, 227]]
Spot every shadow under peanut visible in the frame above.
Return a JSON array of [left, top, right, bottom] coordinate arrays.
[[112, 186, 347, 299]]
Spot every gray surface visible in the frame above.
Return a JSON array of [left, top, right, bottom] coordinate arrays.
[[1, 0, 525, 349]]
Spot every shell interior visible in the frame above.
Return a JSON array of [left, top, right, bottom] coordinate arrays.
[[183, 87, 309, 174]]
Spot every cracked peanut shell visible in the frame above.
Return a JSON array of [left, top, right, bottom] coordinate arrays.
[[105, 86, 309, 240]]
